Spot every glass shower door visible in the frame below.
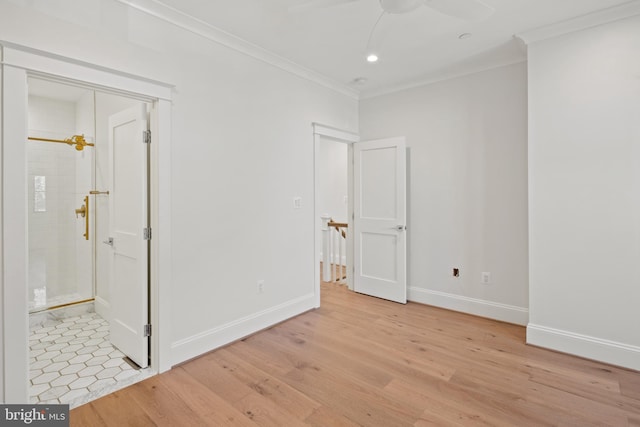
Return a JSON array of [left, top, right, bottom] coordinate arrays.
[[27, 84, 96, 312]]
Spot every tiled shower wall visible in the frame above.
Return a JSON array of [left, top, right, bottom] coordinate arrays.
[[27, 95, 92, 308]]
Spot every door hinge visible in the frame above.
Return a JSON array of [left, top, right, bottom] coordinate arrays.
[[143, 324, 152, 337], [143, 130, 151, 144], [143, 227, 152, 240]]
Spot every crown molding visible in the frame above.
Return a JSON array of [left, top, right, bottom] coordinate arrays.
[[360, 57, 526, 100], [516, 0, 640, 45], [114, 0, 359, 99]]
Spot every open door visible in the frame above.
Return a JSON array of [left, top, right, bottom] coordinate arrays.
[[353, 137, 407, 303], [107, 104, 150, 368]]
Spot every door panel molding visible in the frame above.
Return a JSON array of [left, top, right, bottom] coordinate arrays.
[[354, 137, 407, 303]]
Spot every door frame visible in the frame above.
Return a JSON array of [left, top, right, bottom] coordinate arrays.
[[312, 123, 359, 308], [1, 42, 173, 402]]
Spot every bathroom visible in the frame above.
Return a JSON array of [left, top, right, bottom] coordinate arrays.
[[27, 77, 152, 406]]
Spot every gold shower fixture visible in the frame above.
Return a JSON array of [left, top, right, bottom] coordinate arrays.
[[28, 134, 95, 151]]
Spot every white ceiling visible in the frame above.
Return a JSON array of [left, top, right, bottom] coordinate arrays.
[[152, 0, 633, 96]]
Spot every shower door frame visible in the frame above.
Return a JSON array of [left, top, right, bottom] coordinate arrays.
[[1, 43, 173, 403]]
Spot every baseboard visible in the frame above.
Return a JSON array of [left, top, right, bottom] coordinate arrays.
[[527, 323, 640, 371], [408, 287, 529, 325], [170, 293, 316, 365], [94, 296, 111, 321]]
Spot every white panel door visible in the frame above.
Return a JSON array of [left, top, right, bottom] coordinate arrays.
[[354, 137, 407, 303], [108, 104, 149, 368]]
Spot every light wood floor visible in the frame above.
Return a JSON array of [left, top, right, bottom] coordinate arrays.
[[71, 283, 640, 426]]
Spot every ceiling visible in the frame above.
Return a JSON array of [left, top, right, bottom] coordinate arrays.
[[155, 0, 632, 96]]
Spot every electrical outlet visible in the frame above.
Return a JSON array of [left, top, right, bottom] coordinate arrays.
[[293, 197, 302, 209], [453, 268, 460, 277], [481, 272, 491, 284], [257, 280, 264, 293]]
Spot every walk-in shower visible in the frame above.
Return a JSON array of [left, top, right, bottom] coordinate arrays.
[[27, 82, 98, 312]]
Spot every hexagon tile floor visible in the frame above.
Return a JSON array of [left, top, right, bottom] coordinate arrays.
[[29, 310, 151, 408]]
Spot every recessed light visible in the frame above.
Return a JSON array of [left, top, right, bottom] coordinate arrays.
[[366, 54, 379, 63], [458, 33, 472, 40]]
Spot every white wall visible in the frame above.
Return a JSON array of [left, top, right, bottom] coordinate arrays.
[[359, 62, 529, 324], [0, 0, 357, 383], [526, 15, 640, 370], [318, 138, 348, 224]]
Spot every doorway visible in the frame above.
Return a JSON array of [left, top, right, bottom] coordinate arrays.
[[313, 124, 408, 308], [1, 43, 172, 404], [26, 78, 152, 406], [313, 124, 358, 307]]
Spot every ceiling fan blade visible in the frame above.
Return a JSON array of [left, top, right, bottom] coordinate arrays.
[[423, 0, 493, 21]]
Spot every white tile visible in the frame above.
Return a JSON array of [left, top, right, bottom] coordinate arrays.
[[69, 376, 96, 390], [45, 343, 68, 352], [29, 383, 50, 397], [78, 365, 103, 377], [30, 333, 48, 340], [86, 355, 110, 366], [53, 352, 76, 363], [69, 337, 90, 345], [29, 369, 43, 380], [51, 374, 77, 387], [77, 345, 99, 355], [30, 342, 50, 350], [109, 349, 125, 358], [68, 323, 85, 330], [40, 334, 63, 342], [75, 330, 93, 338], [93, 348, 113, 357], [32, 371, 60, 385], [68, 354, 92, 364], [39, 385, 69, 402], [56, 336, 76, 343], [61, 344, 84, 354], [43, 361, 69, 373], [30, 349, 46, 358], [83, 338, 103, 347], [101, 358, 124, 369], [114, 369, 139, 382], [30, 359, 51, 370], [60, 364, 85, 375], [56, 322, 75, 330], [88, 378, 116, 392], [60, 388, 89, 403], [96, 366, 122, 380], [92, 331, 109, 339], [36, 350, 61, 361]]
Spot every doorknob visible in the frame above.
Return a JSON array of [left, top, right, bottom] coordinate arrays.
[[103, 237, 114, 246]]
